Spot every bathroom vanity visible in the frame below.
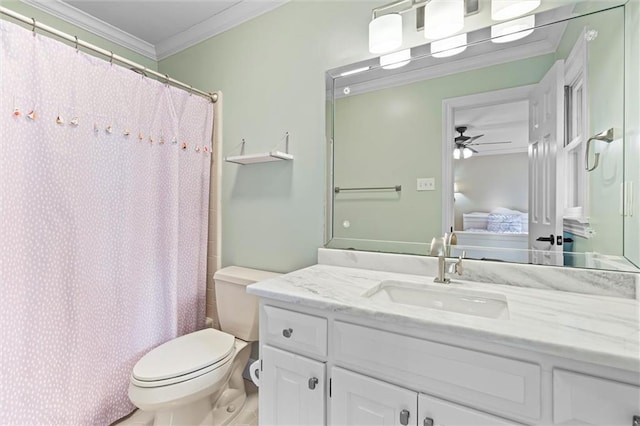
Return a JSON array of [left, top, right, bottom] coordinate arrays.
[[247, 251, 640, 426]]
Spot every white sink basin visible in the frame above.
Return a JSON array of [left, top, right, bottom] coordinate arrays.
[[363, 280, 509, 319]]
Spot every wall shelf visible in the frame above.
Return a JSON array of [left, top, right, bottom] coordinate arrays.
[[225, 151, 294, 165], [225, 132, 293, 165]]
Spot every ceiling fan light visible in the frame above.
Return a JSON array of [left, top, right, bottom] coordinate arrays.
[[431, 33, 467, 58], [369, 13, 403, 54], [453, 147, 462, 159], [424, 0, 464, 40], [380, 49, 411, 69], [491, 15, 535, 43], [491, 0, 540, 20], [462, 147, 473, 159]]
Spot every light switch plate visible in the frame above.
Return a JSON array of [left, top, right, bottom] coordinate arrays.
[[417, 177, 436, 191]]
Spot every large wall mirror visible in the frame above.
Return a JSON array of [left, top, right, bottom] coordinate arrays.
[[326, 1, 640, 272]]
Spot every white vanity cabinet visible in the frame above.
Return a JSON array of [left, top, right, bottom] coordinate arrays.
[[258, 301, 640, 426]]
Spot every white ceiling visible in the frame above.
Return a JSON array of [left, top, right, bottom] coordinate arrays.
[[21, 0, 288, 60], [455, 100, 529, 156]]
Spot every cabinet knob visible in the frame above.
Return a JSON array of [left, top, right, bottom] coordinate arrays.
[[633, 415, 640, 426], [282, 328, 293, 338], [399, 409, 410, 426], [424, 418, 434, 426], [308, 377, 319, 390]]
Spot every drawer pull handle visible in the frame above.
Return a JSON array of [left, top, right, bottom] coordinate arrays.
[[282, 328, 293, 338], [308, 377, 318, 390], [633, 415, 640, 426], [424, 418, 434, 426], [399, 409, 410, 426]]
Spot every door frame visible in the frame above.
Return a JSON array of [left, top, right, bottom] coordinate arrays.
[[441, 85, 535, 235]]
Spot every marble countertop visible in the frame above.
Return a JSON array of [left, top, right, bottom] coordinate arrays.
[[247, 264, 640, 372]]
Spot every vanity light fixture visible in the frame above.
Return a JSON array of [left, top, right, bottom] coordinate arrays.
[[431, 33, 467, 58], [380, 49, 411, 69], [424, 0, 464, 40], [491, 15, 535, 43], [368, 0, 470, 55], [491, 0, 540, 20], [340, 66, 371, 77], [369, 13, 403, 54]]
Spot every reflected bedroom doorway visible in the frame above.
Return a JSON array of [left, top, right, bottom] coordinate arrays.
[[449, 89, 531, 264]]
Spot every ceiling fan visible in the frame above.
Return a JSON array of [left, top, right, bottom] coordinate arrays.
[[453, 126, 511, 159]]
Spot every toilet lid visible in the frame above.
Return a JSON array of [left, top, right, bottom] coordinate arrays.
[[132, 329, 235, 382]]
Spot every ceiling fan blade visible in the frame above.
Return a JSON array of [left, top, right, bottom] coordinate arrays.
[[465, 134, 484, 143], [469, 147, 479, 153], [468, 140, 512, 146]]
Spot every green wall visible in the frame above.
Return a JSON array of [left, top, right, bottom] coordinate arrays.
[[159, 1, 381, 272], [0, 1, 157, 70], [333, 54, 554, 247]]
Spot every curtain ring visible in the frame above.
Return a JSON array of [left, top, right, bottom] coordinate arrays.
[[74, 36, 79, 52], [189, 85, 193, 96], [31, 18, 36, 35], [109, 51, 114, 65], [164, 74, 170, 87]]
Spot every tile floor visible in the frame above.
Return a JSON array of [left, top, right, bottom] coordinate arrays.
[[115, 380, 258, 426]]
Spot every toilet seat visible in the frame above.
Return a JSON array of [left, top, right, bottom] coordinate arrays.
[[131, 329, 235, 388]]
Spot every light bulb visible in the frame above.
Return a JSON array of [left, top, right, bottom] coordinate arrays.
[[463, 147, 473, 159], [491, 0, 540, 21], [491, 15, 535, 43], [369, 13, 403, 54], [431, 33, 467, 58], [453, 147, 461, 159], [424, 0, 464, 40], [380, 49, 411, 69]]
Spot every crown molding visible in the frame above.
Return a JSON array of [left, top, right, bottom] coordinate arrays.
[[20, 0, 157, 60], [155, 0, 289, 61]]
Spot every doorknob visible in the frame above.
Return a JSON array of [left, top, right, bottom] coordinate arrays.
[[536, 234, 555, 245], [282, 328, 293, 338], [399, 409, 410, 426], [633, 415, 640, 426], [424, 418, 434, 426]]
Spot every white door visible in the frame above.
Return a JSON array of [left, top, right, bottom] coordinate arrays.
[[528, 60, 565, 265], [330, 367, 417, 426], [260, 345, 326, 426], [418, 393, 524, 426]]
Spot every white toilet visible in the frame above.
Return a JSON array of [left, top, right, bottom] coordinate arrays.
[[128, 266, 279, 426]]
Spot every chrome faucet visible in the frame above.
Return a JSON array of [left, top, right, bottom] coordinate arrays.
[[430, 234, 464, 283], [434, 251, 465, 284]]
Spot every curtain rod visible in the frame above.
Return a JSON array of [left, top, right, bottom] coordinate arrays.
[[0, 6, 217, 103]]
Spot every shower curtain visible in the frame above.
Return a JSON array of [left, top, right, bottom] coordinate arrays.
[[0, 20, 213, 425]]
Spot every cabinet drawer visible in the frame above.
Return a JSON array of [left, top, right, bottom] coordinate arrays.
[[334, 321, 541, 420], [553, 369, 640, 425], [419, 393, 525, 426], [263, 305, 327, 357]]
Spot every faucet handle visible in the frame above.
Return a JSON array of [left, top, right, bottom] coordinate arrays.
[[454, 251, 465, 276]]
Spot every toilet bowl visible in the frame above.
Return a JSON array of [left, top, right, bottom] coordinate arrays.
[[128, 266, 280, 426]]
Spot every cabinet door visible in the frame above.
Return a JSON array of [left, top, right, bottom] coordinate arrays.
[[261, 345, 326, 426], [553, 369, 640, 425], [331, 367, 417, 426], [418, 393, 524, 426]]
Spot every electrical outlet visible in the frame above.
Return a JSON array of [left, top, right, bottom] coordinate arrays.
[[417, 177, 436, 191]]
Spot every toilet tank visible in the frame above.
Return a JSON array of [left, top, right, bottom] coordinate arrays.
[[213, 266, 281, 341]]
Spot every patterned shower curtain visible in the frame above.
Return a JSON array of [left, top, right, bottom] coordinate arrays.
[[0, 19, 212, 425]]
